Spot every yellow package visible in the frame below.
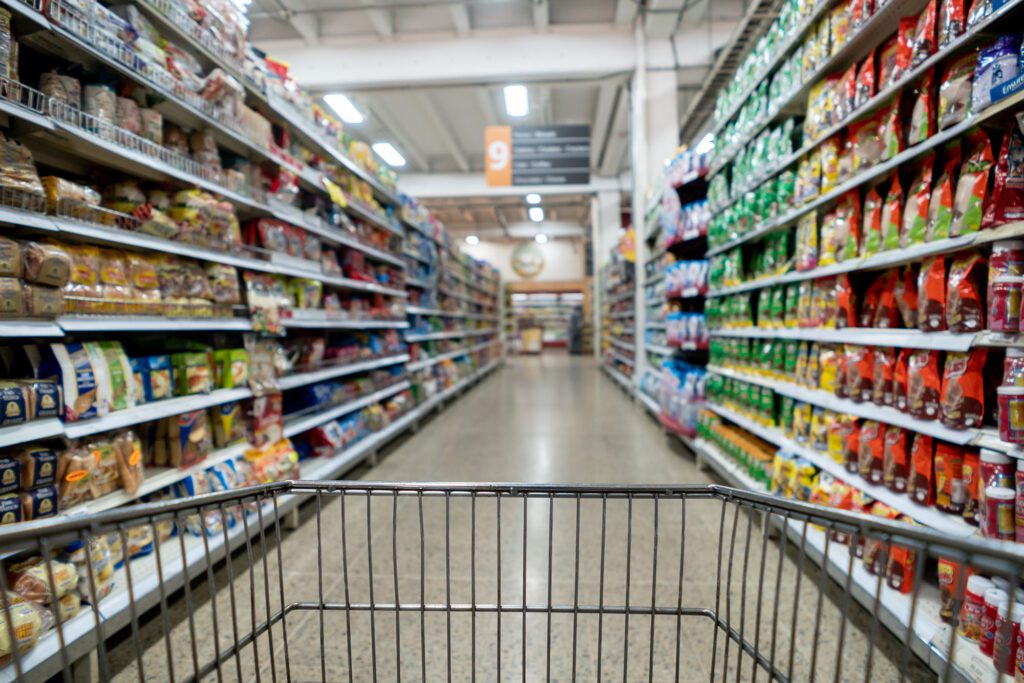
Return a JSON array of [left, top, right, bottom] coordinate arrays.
[[810, 407, 829, 451], [819, 346, 839, 393], [820, 137, 840, 194], [792, 402, 812, 443], [827, 414, 848, 463]]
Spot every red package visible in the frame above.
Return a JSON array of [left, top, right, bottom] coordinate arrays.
[[874, 269, 900, 328], [934, 442, 966, 513], [860, 274, 885, 327], [248, 392, 283, 448], [853, 345, 876, 402], [878, 35, 901, 89], [884, 426, 909, 492], [906, 70, 936, 148], [881, 174, 904, 251], [910, 0, 937, 67], [986, 122, 1024, 226], [926, 144, 963, 241], [946, 252, 987, 333], [909, 433, 935, 505], [940, 349, 988, 429], [307, 423, 345, 458], [836, 274, 858, 327], [952, 129, 995, 236], [917, 255, 946, 331], [962, 449, 980, 525], [908, 349, 943, 420], [835, 65, 858, 123], [873, 346, 896, 406], [903, 155, 935, 246], [855, 49, 877, 110], [861, 187, 884, 255], [834, 191, 862, 261], [894, 265, 919, 328], [894, 347, 912, 412], [887, 529, 918, 594], [844, 418, 861, 474], [938, 0, 965, 47], [852, 0, 874, 28], [893, 17, 917, 84], [859, 420, 885, 484]]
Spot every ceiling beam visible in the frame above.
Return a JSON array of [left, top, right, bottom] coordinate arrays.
[[367, 102, 431, 172], [614, 0, 636, 24], [590, 83, 618, 169], [287, 14, 319, 45], [599, 88, 629, 177], [400, 172, 630, 198], [645, 0, 688, 40], [416, 93, 470, 173], [476, 88, 499, 124], [533, 0, 549, 30], [360, 0, 393, 37], [449, 3, 471, 35]]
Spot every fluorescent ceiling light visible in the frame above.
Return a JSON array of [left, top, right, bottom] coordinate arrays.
[[528, 206, 544, 222], [525, 193, 542, 205], [372, 142, 406, 167], [504, 85, 529, 117], [323, 94, 364, 124], [534, 233, 549, 244], [465, 235, 480, 245]]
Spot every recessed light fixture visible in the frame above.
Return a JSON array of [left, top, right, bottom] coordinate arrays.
[[534, 233, 549, 244], [503, 85, 529, 117], [372, 142, 406, 167], [465, 235, 480, 245], [525, 193, 542, 204], [528, 206, 544, 222], [323, 94, 364, 124]]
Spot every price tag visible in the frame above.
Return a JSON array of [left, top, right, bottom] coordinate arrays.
[[322, 178, 348, 208]]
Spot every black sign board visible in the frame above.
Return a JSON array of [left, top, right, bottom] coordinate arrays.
[[510, 125, 590, 186]]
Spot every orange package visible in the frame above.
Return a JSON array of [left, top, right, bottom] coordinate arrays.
[[858, 420, 885, 484], [934, 442, 966, 514], [940, 349, 988, 429], [909, 433, 935, 506], [917, 256, 946, 331], [883, 425, 909, 492], [908, 349, 942, 420]]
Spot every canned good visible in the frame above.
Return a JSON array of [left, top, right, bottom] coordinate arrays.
[[999, 386, 1024, 444], [986, 486, 1018, 541]]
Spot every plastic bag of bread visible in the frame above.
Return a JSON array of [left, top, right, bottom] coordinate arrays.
[[20, 485, 57, 521], [103, 181, 146, 215], [136, 206, 179, 241], [41, 177, 100, 208], [115, 97, 141, 135], [0, 237, 21, 278], [55, 446, 95, 509], [22, 242, 70, 287], [124, 524, 154, 560], [23, 283, 61, 324], [0, 597, 44, 663], [204, 263, 240, 305], [61, 536, 114, 604], [63, 245, 103, 313], [7, 557, 77, 603], [52, 591, 81, 622], [0, 133, 44, 196], [112, 430, 143, 496], [87, 439, 120, 498], [0, 278, 25, 318]]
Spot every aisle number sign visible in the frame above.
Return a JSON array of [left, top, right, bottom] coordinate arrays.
[[485, 125, 590, 187]]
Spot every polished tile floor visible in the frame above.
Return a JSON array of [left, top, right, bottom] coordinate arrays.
[[107, 354, 933, 681]]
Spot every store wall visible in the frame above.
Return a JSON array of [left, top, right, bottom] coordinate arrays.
[[462, 239, 584, 283]]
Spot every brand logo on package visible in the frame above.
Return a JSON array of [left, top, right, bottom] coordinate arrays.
[[485, 125, 590, 186]]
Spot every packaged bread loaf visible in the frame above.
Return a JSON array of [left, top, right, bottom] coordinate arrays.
[[0, 459, 17, 495], [41, 177, 101, 208], [20, 485, 57, 520], [112, 430, 143, 496], [55, 446, 95, 509], [0, 597, 43, 662], [23, 284, 63, 319], [7, 557, 77, 603], [18, 380, 62, 420], [0, 278, 25, 318], [0, 237, 21, 278], [0, 494, 19, 525], [0, 383, 29, 426], [16, 445, 57, 489]]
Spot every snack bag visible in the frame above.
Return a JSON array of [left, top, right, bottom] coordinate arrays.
[[946, 252, 986, 332], [861, 187, 884, 256], [908, 349, 942, 420], [894, 266, 919, 328], [926, 146, 962, 241], [907, 70, 936, 148], [834, 191, 862, 262], [940, 349, 988, 429], [855, 48, 876, 109], [881, 175, 904, 251], [894, 348, 912, 412], [938, 52, 976, 130], [859, 420, 885, 484], [987, 121, 1024, 226], [909, 433, 935, 505], [902, 155, 934, 246], [877, 99, 904, 161], [909, 0, 937, 67], [883, 426, 909, 492], [850, 114, 883, 173], [950, 129, 994, 237], [917, 256, 946, 331], [872, 346, 896, 406], [938, 0, 965, 48], [934, 443, 966, 513]]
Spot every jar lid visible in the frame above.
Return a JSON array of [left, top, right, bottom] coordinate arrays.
[[981, 448, 1013, 464], [994, 240, 1024, 250], [987, 587, 1010, 605], [986, 485, 1017, 500], [969, 575, 996, 595], [997, 386, 1024, 396]]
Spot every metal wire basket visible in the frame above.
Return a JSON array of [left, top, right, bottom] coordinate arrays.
[[0, 482, 1020, 682]]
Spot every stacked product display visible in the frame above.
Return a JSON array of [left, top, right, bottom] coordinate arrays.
[[601, 252, 635, 388], [636, 147, 711, 437], [403, 208, 501, 402], [0, 0, 501, 675], [504, 291, 583, 350], [687, 0, 1024, 677]]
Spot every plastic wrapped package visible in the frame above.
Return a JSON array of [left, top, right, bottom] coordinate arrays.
[[113, 430, 143, 496], [7, 557, 77, 604], [41, 177, 101, 209], [204, 263, 241, 305], [938, 52, 976, 130], [951, 129, 994, 237], [83, 85, 116, 128], [973, 35, 1020, 114], [988, 121, 1024, 225], [0, 598, 44, 664], [0, 278, 25, 318], [22, 242, 71, 287], [163, 124, 189, 156], [140, 108, 163, 145], [0, 134, 44, 196], [39, 71, 81, 112]]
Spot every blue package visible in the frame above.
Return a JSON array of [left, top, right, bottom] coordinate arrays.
[[0, 494, 20, 525], [0, 458, 18, 494]]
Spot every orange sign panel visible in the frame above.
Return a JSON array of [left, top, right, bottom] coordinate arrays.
[[484, 126, 512, 186]]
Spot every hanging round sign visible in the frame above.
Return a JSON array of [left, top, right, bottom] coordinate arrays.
[[511, 242, 544, 279]]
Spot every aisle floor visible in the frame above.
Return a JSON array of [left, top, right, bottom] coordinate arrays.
[[108, 355, 932, 681]]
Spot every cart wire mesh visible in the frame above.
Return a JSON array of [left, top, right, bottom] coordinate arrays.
[[0, 482, 1021, 682]]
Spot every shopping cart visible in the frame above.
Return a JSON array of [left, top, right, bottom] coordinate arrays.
[[0, 482, 1022, 682]]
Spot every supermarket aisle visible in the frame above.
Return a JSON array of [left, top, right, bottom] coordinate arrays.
[[360, 354, 706, 483], [108, 356, 930, 681]]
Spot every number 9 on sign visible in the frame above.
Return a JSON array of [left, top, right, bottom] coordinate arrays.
[[484, 125, 512, 186]]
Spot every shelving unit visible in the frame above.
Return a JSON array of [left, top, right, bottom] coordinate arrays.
[[0, 1, 506, 677], [601, 255, 635, 380], [680, 0, 1024, 679], [505, 291, 584, 350]]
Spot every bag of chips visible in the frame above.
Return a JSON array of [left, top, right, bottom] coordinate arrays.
[[903, 156, 935, 246], [859, 420, 885, 484], [861, 187, 884, 256], [836, 274, 858, 327], [850, 114, 883, 173], [910, 0, 937, 67], [909, 433, 935, 505], [878, 99, 904, 162], [834, 191, 862, 261], [986, 121, 1024, 226], [884, 426, 909, 492], [873, 346, 896, 406], [950, 129, 994, 237], [894, 265, 919, 328], [918, 255, 947, 331], [940, 349, 988, 429], [894, 347, 912, 412], [881, 175, 904, 251], [906, 69, 935, 148], [946, 251, 986, 332], [908, 349, 942, 420], [855, 49, 877, 110], [926, 145, 962, 241], [938, 52, 976, 130], [893, 18, 917, 84]]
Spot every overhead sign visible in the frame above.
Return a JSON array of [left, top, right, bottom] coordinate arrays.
[[485, 125, 590, 187]]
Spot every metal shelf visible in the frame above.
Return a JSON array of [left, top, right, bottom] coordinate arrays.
[[282, 315, 409, 330], [602, 363, 633, 392], [57, 316, 253, 333], [276, 354, 411, 391], [405, 328, 496, 342], [282, 381, 411, 438], [406, 341, 492, 371]]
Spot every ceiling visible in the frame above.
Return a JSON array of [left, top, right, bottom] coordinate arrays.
[[248, 0, 743, 236], [423, 193, 592, 239]]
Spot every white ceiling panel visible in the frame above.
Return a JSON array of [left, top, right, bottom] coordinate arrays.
[[550, 0, 617, 24], [468, 2, 532, 30]]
